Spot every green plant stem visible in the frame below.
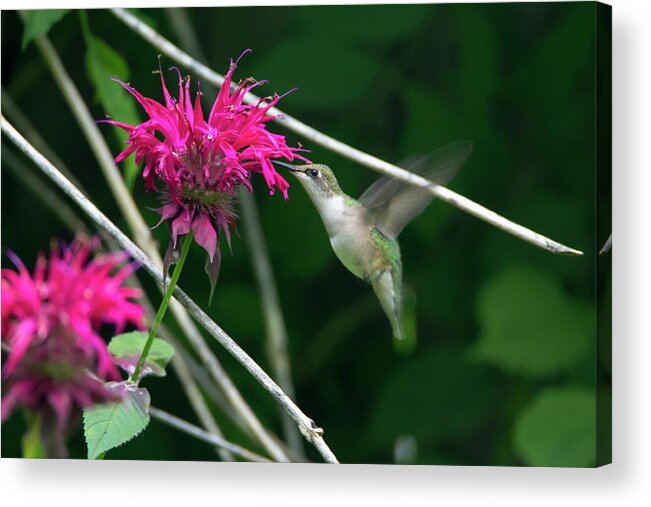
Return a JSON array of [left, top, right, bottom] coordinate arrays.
[[30, 16, 293, 460], [28, 32, 288, 461], [2, 95, 236, 461], [131, 233, 193, 382], [22, 411, 45, 459], [1, 116, 337, 462], [239, 190, 305, 460]]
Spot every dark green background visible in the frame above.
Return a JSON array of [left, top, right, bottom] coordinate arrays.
[[1, 2, 610, 466]]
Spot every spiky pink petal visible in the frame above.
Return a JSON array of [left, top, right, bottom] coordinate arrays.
[[192, 214, 218, 262], [1, 236, 146, 455], [171, 211, 192, 247], [107, 52, 309, 291]]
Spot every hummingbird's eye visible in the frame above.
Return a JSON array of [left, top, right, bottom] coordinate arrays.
[[309, 169, 319, 177]]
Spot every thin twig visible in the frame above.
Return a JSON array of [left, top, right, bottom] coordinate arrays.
[[169, 346, 300, 461], [160, 331, 236, 419], [149, 407, 271, 462], [120, 254, 235, 461], [240, 190, 305, 459], [32, 32, 289, 463], [2, 144, 86, 232], [0, 100, 234, 462], [108, 251, 236, 460], [162, 7, 305, 460], [146, 320, 235, 460], [1, 116, 339, 464], [166, 288, 289, 460], [2, 88, 84, 192], [111, 7, 583, 257], [166, 339, 234, 461], [164, 8, 206, 63], [32, 35, 156, 255], [160, 9, 300, 457]]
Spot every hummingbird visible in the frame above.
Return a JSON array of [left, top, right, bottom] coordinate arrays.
[[277, 140, 473, 340]]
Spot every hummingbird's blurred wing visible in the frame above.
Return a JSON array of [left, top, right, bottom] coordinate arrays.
[[359, 140, 473, 239]]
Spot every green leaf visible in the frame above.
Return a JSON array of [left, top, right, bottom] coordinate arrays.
[[83, 31, 141, 188], [470, 266, 592, 378], [513, 387, 596, 467], [83, 382, 151, 459], [21, 9, 69, 49], [108, 331, 175, 379], [86, 35, 130, 86], [370, 346, 499, 446], [253, 38, 379, 110]]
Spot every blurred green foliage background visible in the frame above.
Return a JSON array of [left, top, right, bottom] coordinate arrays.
[[1, 2, 610, 466]]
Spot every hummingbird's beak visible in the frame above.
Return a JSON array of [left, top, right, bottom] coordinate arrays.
[[272, 160, 303, 173]]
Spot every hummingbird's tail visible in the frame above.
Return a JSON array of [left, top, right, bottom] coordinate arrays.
[[371, 271, 404, 340], [391, 317, 405, 341]]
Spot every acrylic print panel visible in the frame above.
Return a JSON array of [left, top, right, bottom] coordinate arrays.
[[1, 2, 611, 466]]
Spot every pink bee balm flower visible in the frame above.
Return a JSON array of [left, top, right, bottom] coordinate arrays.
[[1, 236, 145, 457], [107, 51, 309, 292]]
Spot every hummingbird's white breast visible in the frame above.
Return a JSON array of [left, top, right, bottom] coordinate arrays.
[[317, 195, 372, 280]]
